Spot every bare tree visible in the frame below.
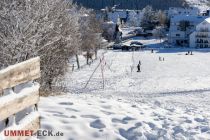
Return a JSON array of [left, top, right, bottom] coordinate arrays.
[[0, 0, 81, 92], [153, 26, 166, 43], [0, 0, 104, 94], [157, 10, 167, 26], [79, 10, 103, 65]]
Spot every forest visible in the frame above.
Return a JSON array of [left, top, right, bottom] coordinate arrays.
[[73, 0, 188, 10]]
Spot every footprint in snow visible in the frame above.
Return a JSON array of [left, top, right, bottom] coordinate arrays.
[[70, 115, 77, 119], [123, 116, 136, 122], [81, 115, 99, 119], [200, 126, 210, 133], [173, 126, 184, 135], [147, 122, 156, 129], [53, 114, 70, 118], [131, 105, 137, 108], [166, 108, 175, 112], [101, 105, 112, 109], [185, 119, 192, 124], [46, 110, 63, 114], [42, 124, 53, 130], [144, 133, 159, 140], [90, 119, 106, 129], [100, 100, 106, 103], [112, 116, 136, 124], [112, 118, 125, 124], [194, 118, 206, 123], [59, 102, 74, 105], [135, 122, 142, 127], [119, 123, 143, 140], [65, 108, 79, 112], [140, 112, 144, 115], [101, 110, 115, 115]]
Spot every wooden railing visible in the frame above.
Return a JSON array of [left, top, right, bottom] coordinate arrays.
[[0, 57, 41, 140]]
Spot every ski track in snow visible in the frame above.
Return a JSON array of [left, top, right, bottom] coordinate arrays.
[[39, 39, 210, 140]]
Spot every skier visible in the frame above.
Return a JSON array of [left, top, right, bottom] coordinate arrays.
[[159, 56, 162, 61], [190, 51, 193, 55], [137, 61, 141, 72]]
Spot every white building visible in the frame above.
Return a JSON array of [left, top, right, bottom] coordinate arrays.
[[168, 15, 207, 46], [167, 7, 199, 18], [190, 17, 210, 48], [107, 9, 127, 23], [102, 9, 143, 26]]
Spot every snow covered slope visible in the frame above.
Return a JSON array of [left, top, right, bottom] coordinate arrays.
[[39, 93, 210, 140], [185, 0, 209, 11], [39, 38, 210, 139]]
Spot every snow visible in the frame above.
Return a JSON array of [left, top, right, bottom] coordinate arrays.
[[38, 37, 210, 140], [185, 0, 209, 11], [39, 92, 210, 140], [205, 17, 210, 23], [121, 27, 142, 38], [0, 82, 39, 138], [0, 82, 39, 105]]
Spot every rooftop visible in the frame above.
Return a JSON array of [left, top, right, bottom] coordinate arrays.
[[171, 15, 207, 23], [205, 17, 210, 23]]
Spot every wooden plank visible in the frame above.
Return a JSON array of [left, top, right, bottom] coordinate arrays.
[[0, 57, 41, 90], [0, 85, 40, 121], [0, 112, 40, 140]]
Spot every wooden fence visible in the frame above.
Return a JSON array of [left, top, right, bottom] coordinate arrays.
[[0, 57, 41, 140]]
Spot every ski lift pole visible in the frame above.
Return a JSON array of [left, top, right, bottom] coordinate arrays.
[[84, 60, 102, 89], [100, 56, 106, 89]]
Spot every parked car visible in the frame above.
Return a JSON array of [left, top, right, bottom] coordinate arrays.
[[130, 41, 145, 51], [112, 43, 122, 50], [134, 28, 143, 33], [127, 31, 135, 35], [135, 32, 152, 37], [122, 44, 131, 51]]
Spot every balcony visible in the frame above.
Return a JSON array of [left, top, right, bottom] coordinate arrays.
[[196, 44, 210, 48], [196, 39, 209, 43], [195, 34, 209, 38], [198, 27, 209, 32]]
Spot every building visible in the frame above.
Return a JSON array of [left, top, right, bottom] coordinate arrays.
[[107, 9, 128, 23], [200, 10, 210, 16], [167, 7, 199, 18], [190, 17, 210, 48], [98, 8, 143, 26], [168, 15, 207, 46]]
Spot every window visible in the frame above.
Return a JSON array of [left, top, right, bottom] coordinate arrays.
[[176, 34, 180, 37]]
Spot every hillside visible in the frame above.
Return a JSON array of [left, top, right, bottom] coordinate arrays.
[[73, 0, 188, 10], [185, 0, 209, 11]]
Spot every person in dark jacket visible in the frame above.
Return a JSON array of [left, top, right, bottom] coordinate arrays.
[[137, 61, 141, 72]]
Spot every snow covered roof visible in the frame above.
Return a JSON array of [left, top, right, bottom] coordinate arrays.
[[106, 21, 115, 24], [169, 7, 199, 10], [171, 15, 207, 23], [108, 11, 127, 19], [205, 17, 210, 23]]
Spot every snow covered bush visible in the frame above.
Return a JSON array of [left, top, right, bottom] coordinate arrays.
[[0, 0, 103, 94], [127, 11, 143, 27]]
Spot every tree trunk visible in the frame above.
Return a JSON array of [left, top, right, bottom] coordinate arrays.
[[86, 51, 89, 65], [95, 49, 98, 60], [75, 54, 80, 69], [48, 80, 52, 91]]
